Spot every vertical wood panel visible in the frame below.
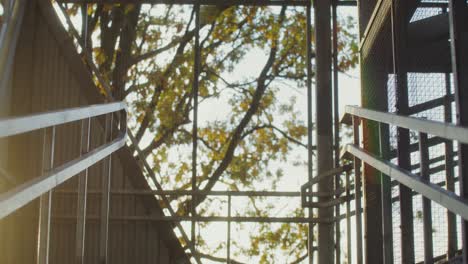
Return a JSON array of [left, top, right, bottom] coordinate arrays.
[[2, 1, 189, 264]]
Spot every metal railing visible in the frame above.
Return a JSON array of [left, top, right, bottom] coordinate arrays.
[[0, 102, 127, 219], [341, 105, 468, 263]]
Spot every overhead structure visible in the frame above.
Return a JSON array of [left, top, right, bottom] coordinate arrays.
[[1, 0, 468, 263]]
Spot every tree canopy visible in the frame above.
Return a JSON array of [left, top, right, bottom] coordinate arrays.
[[60, 3, 358, 263]]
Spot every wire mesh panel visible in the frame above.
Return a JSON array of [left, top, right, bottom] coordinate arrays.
[[359, 0, 465, 263]]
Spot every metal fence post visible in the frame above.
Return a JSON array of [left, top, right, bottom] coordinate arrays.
[[444, 71, 457, 258], [379, 123, 393, 264], [353, 116, 363, 264], [99, 114, 113, 264], [448, 1, 468, 262], [191, 3, 201, 255], [37, 126, 56, 264], [419, 132, 433, 263], [306, 2, 315, 263], [345, 170, 351, 264], [390, 1, 414, 262], [76, 118, 91, 263], [227, 194, 231, 264]]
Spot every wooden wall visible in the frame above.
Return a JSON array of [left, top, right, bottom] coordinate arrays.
[[0, 1, 189, 263]]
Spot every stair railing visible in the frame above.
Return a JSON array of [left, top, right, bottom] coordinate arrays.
[[0, 101, 127, 219], [341, 105, 468, 263]]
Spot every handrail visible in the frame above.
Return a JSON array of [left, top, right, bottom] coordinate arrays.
[[342, 105, 468, 144], [300, 165, 352, 208], [0, 102, 126, 138], [0, 102, 127, 219], [301, 165, 352, 190], [0, 132, 126, 219], [345, 144, 468, 220]]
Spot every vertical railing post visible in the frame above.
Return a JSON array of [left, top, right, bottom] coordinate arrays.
[[332, 1, 341, 262], [379, 122, 393, 264], [390, 1, 414, 262], [345, 170, 351, 264], [37, 126, 56, 264], [352, 116, 363, 264], [314, 0, 335, 262], [442, 6, 457, 253], [227, 194, 231, 264], [99, 114, 113, 264], [418, 132, 433, 263], [191, 3, 201, 257], [76, 118, 91, 264], [444, 71, 457, 258], [306, 2, 314, 263], [448, 1, 468, 262]]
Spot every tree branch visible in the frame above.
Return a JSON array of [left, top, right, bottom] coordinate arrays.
[[289, 253, 308, 264], [188, 251, 246, 264], [193, 6, 288, 208]]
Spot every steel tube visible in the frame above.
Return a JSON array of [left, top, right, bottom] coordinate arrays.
[[76, 118, 91, 263], [191, 3, 201, 253], [353, 116, 363, 264], [344, 105, 468, 145], [332, 1, 341, 261], [99, 114, 113, 264], [444, 72, 458, 258], [419, 132, 433, 263], [379, 123, 393, 264], [59, 0, 318, 6], [448, 0, 468, 262], [0, 102, 125, 138], [227, 195, 231, 264], [306, 3, 314, 263], [345, 170, 351, 264], [315, 0, 335, 259], [37, 126, 56, 264]]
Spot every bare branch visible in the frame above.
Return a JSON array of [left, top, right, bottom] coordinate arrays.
[[188, 251, 246, 264]]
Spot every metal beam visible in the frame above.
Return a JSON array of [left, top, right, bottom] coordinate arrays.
[[59, 0, 311, 5], [444, 71, 458, 258], [55, 215, 335, 223], [58, 0, 357, 6], [314, 0, 335, 261], [0, 0, 26, 93], [306, 3, 314, 263], [191, 2, 201, 256], [449, 0, 468, 261], [55, 209, 362, 223], [58, 189, 303, 197]]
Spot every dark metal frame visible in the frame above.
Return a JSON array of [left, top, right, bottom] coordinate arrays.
[[52, 1, 360, 263]]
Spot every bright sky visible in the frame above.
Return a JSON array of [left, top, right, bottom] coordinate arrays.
[[192, 6, 361, 263], [54, 3, 361, 263]]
